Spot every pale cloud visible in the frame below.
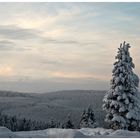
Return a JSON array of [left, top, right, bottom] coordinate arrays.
[[0, 66, 13, 77], [116, 16, 134, 22], [47, 71, 109, 81], [0, 25, 40, 40]]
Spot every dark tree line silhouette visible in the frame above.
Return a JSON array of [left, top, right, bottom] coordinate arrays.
[[0, 105, 97, 131], [0, 113, 60, 131]]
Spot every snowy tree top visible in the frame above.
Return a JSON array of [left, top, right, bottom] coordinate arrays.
[[120, 41, 131, 51]]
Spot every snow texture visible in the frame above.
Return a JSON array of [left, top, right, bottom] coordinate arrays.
[[0, 126, 140, 138], [0, 127, 19, 138]]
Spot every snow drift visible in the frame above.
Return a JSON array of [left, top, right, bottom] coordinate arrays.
[[0, 126, 140, 138]]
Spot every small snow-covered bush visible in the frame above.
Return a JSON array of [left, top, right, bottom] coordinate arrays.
[[79, 105, 97, 128], [62, 113, 74, 129]]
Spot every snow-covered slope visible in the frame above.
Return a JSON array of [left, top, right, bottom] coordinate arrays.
[[0, 127, 19, 138], [0, 90, 106, 127], [1, 126, 140, 138]]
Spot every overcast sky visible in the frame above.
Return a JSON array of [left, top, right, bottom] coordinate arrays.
[[0, 3, 139, 93]]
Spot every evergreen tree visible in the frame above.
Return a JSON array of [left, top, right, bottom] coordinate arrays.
[[49, 119, 56, 128], [10, 116, 17, 131], [103, 41, 140, 131], [62, 113, 74, 129], [79, 105, 96, 128]]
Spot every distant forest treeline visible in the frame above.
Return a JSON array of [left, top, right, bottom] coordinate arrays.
[[0, 113, 60, 131], [0, 105, 97, 131]]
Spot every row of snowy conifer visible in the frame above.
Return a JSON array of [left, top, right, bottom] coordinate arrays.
[[0, 105, 97, 131]]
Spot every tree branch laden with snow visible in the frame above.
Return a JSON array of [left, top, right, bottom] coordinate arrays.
[[103, 41, 140, 131]]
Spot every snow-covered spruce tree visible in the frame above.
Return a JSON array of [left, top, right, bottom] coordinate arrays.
[[79, 105, 97, 128], [62, 113, 74, 129], [103, 41, 140, 131]]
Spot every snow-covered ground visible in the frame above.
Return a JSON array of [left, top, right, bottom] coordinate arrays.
[[0, 127, 140, 138]]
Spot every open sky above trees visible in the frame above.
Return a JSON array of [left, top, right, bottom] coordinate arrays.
[[0, 3, 140, 92]]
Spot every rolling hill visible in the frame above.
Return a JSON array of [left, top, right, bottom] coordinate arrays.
[[0, 90, 106, 127]]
